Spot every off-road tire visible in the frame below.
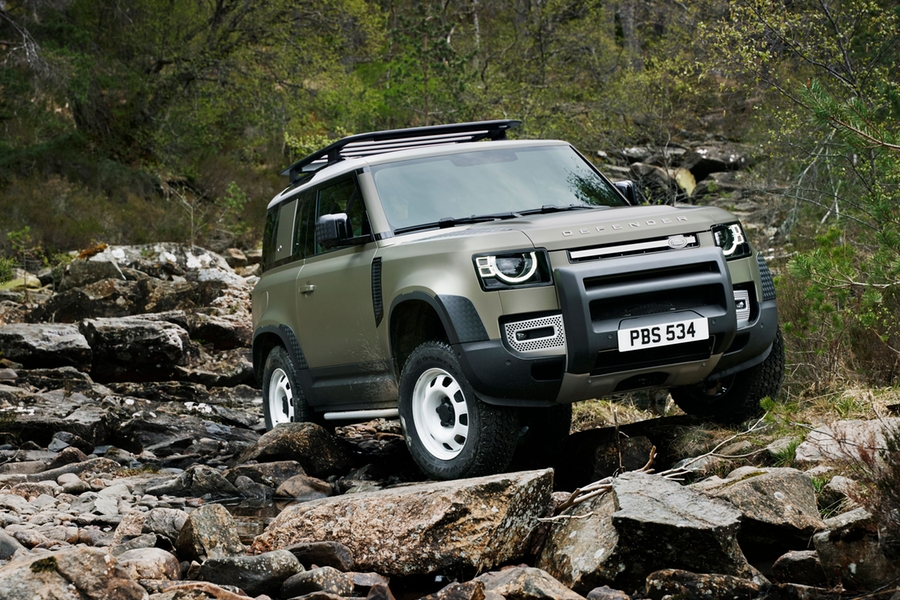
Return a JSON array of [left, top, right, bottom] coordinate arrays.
[[399, 341, 520, 480], [262, 345, 314, 429], [671, 327, 785, 423]]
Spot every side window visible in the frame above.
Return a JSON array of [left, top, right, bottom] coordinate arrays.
[[315, 176, 369, 254], [274, 199, 298, 263], [262, 198, 298, 270], [293, 190, 316, 259]]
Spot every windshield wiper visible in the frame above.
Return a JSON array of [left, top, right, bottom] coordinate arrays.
[[519, 204, 604, 215], [394, 212, 521, 234]]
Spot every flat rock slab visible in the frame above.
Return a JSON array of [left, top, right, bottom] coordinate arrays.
[[0, 323, 92, 370], [252, 469, 554, 577], [795, 418, 900, 464], [538, 471, 753, 594]]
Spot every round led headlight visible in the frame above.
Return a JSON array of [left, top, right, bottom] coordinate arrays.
[[713, 223, 750, 258], [475, 251, 541, 285]]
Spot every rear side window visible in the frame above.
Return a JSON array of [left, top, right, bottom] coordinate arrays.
[[293, 190, 316, 259], [262, 198, 297, 271]]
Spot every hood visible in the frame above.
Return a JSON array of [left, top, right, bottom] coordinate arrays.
[[503, 204, 736, 252]]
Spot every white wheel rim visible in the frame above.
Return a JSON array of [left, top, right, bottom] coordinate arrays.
[[267, 367, 294, 425], [412, 367, 469, 460]]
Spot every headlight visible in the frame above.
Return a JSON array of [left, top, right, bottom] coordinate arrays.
[[712, 223, 751, 259], [474, 249, 552, 290]]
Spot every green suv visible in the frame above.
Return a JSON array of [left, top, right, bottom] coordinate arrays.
[[251, 120, 783, 479]]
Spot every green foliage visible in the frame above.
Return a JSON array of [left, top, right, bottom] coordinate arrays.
[[0, 257, 14, 284]]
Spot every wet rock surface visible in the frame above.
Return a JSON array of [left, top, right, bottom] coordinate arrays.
[[0, 243, 892, 598]]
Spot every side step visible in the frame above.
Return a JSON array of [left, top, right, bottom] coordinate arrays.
[[322, 408, 400, 421]]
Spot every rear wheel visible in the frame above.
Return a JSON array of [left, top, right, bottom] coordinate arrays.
[[671, 327, 785, 423], [262, 345, 313, 429], [399, 341, 519, 480]]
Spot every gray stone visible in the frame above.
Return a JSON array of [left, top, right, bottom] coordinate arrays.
[[0, 530, 27, 560], [475, 566, 584, 600], [142, 507, 189, 542], [280, 565, 353, 598], [0, 323, 92, 370], [813, 507, 895, 591], [284, 540, 355, 571], [200, 549, 302, 597], [145, 464, 240, 498], [224, 460, 306, 488], [795, 418, 900, 464], [253, 469, 554, 577], [692, 467, 824, 554], [175, 503, 244, 561], [115, 547, 180, 581], [537, 472, 753, 593]]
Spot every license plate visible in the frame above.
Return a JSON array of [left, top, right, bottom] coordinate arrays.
[[617, 317, 709, 352]]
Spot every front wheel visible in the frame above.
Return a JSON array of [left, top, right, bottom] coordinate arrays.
[[261, 345, 313, 429], [399, 341, 519, 480], [670, 327, 785, 423]]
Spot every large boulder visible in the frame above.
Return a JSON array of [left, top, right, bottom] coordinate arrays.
[[692, 467, 824, 555], [200, 549, 302, 596], [0, 389, 114, 445], [252, 469, 554, 576], [537, 472, 755, 594], [0, 547, 146, 600], [475, 566, 585, 599], [79, 315, 192, 382], [0, 323, 92, 370]]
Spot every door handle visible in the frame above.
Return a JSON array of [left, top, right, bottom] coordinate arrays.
[[300, 283, 316, 295]]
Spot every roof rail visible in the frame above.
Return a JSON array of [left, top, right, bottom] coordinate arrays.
[[281, 119, 522, 184]]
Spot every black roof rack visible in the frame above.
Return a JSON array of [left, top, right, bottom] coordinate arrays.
[[281, 119, 522, 184]]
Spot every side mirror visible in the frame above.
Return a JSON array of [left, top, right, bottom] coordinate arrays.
[[614, 180, 639, 205], [316, 213, 350, 249]]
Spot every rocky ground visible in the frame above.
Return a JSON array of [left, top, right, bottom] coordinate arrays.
[[0, 243, 896, 599]]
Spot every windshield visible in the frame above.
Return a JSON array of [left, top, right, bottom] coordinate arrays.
[[370, 145, 627, 233]]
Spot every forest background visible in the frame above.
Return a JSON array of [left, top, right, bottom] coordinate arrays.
[[1, 0, 899, 397]]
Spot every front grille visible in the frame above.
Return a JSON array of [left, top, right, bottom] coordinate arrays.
[[591, 284, 723, 322], [569, 234, 700, 262]]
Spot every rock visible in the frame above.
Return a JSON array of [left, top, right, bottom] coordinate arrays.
[[224, 460, 306, 488], [0, 323, 92, 370], [275, 474, 333, 500], [200, 549, 302, 596], [681, 142, 755, 181], [475, 566, 584, 599], [233, 474, 272, 500], [813, 507, 895, 591], [142, 507, 189, 542], [0, 547, 146, 600], [420, 580, 487, 600], [692, 467, 824, 555], [175, 346, 254, 387], [644, 569, 760, 600], [79, 315, 192, 382], [817, 475, 860, 513], [0, 530, 27, 560], [795, 418, 900, 464], [238, 422, 353, 478], [284, 540, 355, 571], [146, 464, 240, 499], [253, 469, 554, 577], [14, 366, 112, 399], [280, 565, 354, 598], [175, 503, 244, 561], [537, 472, 754, 593], [586, 586, 631, 600], [58, 257, 136, 292], [187, 312, 252, 350], [116, 547, 181, 580], [772, 550, 828, 586]]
